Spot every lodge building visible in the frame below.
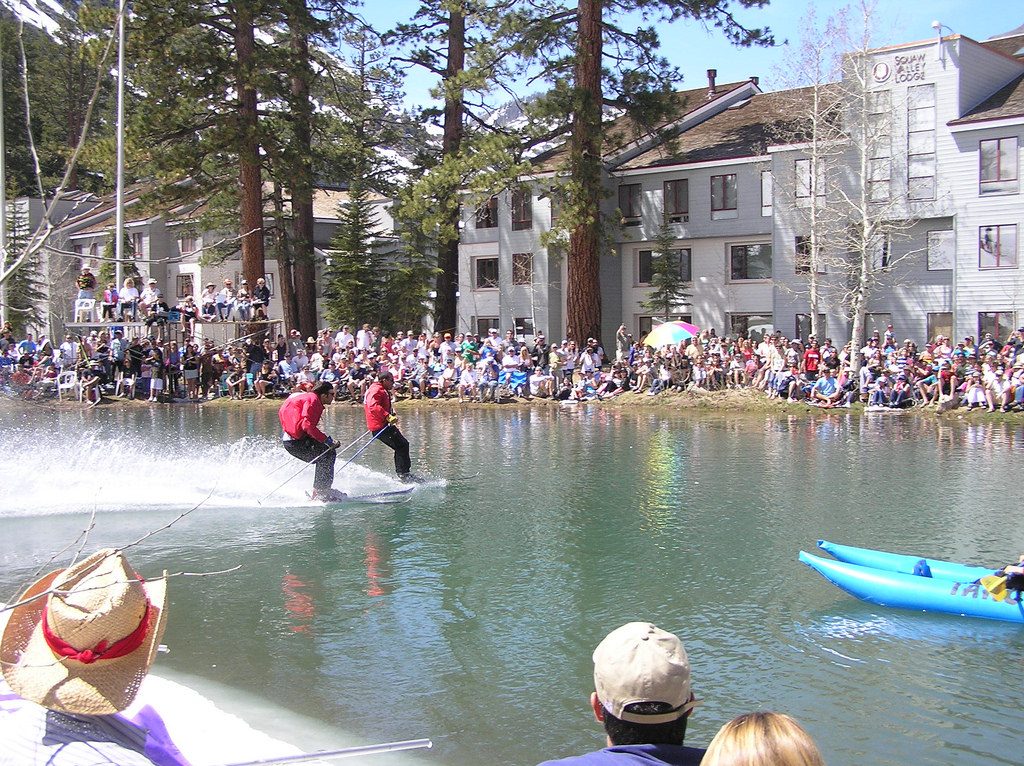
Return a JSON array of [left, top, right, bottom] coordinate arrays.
[[457, 24, 1024, 346]]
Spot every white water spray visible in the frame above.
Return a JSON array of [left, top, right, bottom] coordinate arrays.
[[0, 429, 414, 518]]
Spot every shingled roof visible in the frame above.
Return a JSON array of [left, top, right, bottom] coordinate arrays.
[[616, 86, 821, 171], [949, 73, 1024, 125], [530, 80, 755, 174], [980, 29, 1024, 60]]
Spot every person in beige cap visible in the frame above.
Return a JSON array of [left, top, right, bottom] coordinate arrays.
[[0, 549, 168, 764], [537, 622, 704, 766]]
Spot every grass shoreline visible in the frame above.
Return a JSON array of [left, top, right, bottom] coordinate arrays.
[[83, 387, 1024, 423]]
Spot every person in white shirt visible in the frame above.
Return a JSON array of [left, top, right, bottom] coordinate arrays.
[[438, 358, 458, 396], [216, 279, 235, 321], [58, 335, 78, 368], [139, 280, 161, 315], [356, 323, 373, 351], [458, 359, 478, 401], [440, 333, 458, 362], [200, 282, 218, 321], [335, 325, 354, 350]]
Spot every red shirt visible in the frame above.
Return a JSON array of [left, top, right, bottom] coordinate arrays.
[[364, 381, 393, 431], [803, 348, 821, 372], [278, 392, 327, 442]]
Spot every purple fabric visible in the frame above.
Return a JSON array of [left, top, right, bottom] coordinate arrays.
[[121, 705, 193, 766]]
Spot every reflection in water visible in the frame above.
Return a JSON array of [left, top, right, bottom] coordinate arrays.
[[364, 531, 387, 598], [281, 572, 315, 634]]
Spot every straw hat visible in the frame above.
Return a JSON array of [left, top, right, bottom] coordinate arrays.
[[0, 549, 167, 715]]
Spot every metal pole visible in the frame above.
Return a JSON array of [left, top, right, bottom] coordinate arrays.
[[219, 738, 432, 766], [0, 26, 8, 328], [114, 0, 126, 288]]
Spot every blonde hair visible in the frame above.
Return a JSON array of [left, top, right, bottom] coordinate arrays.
[[701, 712, 824, 766]]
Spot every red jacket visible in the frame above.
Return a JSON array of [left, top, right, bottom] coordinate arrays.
[[279, 392, 327, 442], [364, 381, 393, 431]]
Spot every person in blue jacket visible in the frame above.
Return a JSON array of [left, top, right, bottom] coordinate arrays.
[[536, 622, 705, 766]]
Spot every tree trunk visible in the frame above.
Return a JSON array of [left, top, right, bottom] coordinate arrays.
[[286, 0, 318, 338], [234, 2, 266, 299], [566, 0, 603, 345], [272, 181, 298, 333], [433, 7, 466, 336]]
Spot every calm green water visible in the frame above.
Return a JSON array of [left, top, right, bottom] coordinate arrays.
[[1, 404, 1022, 765]]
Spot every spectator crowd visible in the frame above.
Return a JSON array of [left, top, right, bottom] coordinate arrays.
[[3, 302, 1024, 414]]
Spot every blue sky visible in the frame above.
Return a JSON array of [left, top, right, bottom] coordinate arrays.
[[357, 1, 1020, 110]]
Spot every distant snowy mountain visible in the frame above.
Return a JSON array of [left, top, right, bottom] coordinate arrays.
[[1, 0, 65, 35]]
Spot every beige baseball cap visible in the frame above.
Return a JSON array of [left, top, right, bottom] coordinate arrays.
[[593, 622, 699, 724]]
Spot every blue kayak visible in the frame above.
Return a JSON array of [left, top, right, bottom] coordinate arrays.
[[799, 542, 1024, 624]]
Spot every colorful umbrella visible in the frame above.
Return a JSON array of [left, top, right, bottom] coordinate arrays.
[[643, 321, 700, 348]]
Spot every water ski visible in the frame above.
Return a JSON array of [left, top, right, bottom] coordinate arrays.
[[307, 487, 415, 505]]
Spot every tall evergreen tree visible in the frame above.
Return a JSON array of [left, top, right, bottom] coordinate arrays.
[[515, 0, 771, 345], [387, 1, 522, 334], [129, 0, 282, 293]]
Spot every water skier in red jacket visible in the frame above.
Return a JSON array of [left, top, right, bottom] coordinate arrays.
[[364, 371, 422, 483], [279, 381, 347, 501]]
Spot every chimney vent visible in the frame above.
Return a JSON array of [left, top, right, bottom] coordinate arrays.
[[751, 76, 759, 86], [707, 68, 718, 98]]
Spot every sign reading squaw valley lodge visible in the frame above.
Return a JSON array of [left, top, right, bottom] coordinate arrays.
[[872, 52, 928, 85]]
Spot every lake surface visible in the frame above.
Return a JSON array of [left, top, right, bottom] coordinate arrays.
[[1, 403, 1022, 765]]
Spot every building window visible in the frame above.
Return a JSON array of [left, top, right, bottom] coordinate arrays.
[[979, 225, 1017, 269], [512, 252, 533, 286], [130, 232, 144, 259], [639, 314, 691, 338], [927, 230, 954, 270], [475, 196, 498, 229], [619, 183, 641, 225], [89, 242, 99, 261], [795, 236, 811, 275], [868, 90, 891, 202], [979, 137, 1018, 195], [927, 312, 952, 343], [864, 313, 892, 336], [176, 274, 194, 299], [729, 313, 773, 342], [664, 179, 689, 222], [907, 84, 936, 200], [514, 317, 535, 337], [179, 235, 197, 255], [978, 311, 1015, 342], [868, 158, 891, 202], [711, 174, 737, 219], [795, 314, 826, 342], [870, 234, 891, 271], [760, 170, 772, 216], [474, 257, 499, 289], [795, 159, 811, 199], [729, 243, 771, 281], [638, 248, 691, 285], [867, 90, 891, 154], [476, 317, 499, 336], [511, 189, 532, 231]]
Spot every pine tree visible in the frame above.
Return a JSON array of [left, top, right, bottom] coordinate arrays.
[[322, 180, 386, 329], [387, 2, 524, 334], [641, 220, 690, 322], [514, 0, 772, 345], [129, 0, 280, 295]]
